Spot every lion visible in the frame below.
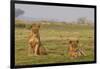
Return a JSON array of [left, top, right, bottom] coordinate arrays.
[[68, 39, 86, 59], [28, 24, 47, 56]]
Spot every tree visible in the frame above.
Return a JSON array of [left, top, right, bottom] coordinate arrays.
[[77, 17, 87, 24], [15, 8, 24, 17]]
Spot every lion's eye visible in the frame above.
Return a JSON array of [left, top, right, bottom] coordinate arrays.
[[35, 32, 36, 33]]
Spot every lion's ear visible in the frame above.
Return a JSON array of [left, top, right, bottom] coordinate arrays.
[[69, 40, 72, 44], [38, 24, 40, 28], [76, 40, 79, 43]]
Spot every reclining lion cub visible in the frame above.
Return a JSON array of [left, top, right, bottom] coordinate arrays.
[[28, 24, 47, 56], [68, 39, 86, 59]]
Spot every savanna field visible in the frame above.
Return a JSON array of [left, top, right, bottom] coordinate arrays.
[[15, 20, 94, 66]]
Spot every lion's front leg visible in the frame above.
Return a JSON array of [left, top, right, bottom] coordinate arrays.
[[28, 44, 33, 56], [34, 43, 40, 56]]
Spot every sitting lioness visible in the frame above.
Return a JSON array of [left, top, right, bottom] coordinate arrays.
[[28, 24, 47, 56]]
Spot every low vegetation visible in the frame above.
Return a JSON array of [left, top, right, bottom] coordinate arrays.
[[15, 19, 94, 66]]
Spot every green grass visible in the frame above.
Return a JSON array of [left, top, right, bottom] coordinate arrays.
[[15, 23, 94, 66]]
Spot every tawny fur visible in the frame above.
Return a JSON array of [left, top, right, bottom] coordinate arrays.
[[28, 24, 47, 56], [68, 39, 86, 59]]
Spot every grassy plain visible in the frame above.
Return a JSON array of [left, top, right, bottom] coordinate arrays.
[[15, 21, 94, 66]]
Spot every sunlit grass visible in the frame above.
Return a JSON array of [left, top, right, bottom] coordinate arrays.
[[15, 23, 94, 65]]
